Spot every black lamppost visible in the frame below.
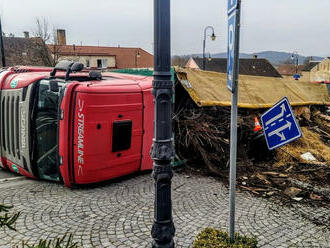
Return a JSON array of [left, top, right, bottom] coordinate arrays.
[[202, 26, 216, 70], [151, 0, 175, 247], [291, 51, 299, 74], [0, 16, 6, 67]]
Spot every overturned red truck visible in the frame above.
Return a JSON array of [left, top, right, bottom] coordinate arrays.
[[0, 61, 154, 187]]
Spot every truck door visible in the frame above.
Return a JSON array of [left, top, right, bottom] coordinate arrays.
[[72, 89, 143, 184]]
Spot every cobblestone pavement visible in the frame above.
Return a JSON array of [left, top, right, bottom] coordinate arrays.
[[0, 168, 21, 180], [0, 172, 329, 248]]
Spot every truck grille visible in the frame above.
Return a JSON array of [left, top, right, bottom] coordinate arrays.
[[1, 91, 20, 159], [0, 86, 32, 173]]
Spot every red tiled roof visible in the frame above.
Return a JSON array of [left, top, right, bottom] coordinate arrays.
[[47, 45, 153, 69], [302, 61, 320, 72], [191, 58, 282, 78], [277, 64, 304, 76]]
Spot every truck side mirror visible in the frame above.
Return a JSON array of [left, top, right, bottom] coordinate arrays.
[[49, 81, 59, 92]]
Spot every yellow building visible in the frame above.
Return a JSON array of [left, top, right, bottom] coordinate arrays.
[[310, 57, 330, 82]]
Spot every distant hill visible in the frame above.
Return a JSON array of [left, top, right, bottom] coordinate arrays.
[[191, 51, 324, 66]]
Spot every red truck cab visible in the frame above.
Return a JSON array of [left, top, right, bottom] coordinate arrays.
[[0, 61, 154, 187]]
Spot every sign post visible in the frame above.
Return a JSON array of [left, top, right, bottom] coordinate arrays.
[[227, 0, 241, 242]]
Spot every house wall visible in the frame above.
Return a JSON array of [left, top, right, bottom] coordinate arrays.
[[56, 55, 116, 68], [310, 58, 330, 82], [301, 71, 311, 81], [185, 58, 200, 69]]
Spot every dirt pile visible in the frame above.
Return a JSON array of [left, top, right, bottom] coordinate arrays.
[[175, 101, 330, 203]]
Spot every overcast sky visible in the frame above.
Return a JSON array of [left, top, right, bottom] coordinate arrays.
[[0, 0, 329, 57]]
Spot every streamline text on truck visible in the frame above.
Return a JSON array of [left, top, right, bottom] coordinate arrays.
[[0, 61, 154, 187]]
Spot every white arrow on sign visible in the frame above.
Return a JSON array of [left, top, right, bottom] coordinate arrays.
[[265, 104, 286, 126], [268, 120, 292, 141]]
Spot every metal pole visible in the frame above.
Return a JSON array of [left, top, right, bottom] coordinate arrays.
[[292, 51, 298, 75], [296, 55, 298, 74], [203, 38, 206, 70], [229, 87, 238, 241], [229, 0, 241, 242], [0, 16, 6, 67], [151, 0, 175, 247]]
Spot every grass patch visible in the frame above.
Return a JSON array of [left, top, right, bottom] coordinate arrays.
[[21, 233, 79, 248], [276, 127, 330, 166], [193, 228, 258, 248], [0, 204, 20, 231]]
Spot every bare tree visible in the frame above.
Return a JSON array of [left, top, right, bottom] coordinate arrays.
[[50, 27, 63, 65], [303, 56, 313, 66], [32, 17, 62, 66], [171, 55, 190, 67], [34, 17, 51, 43], [280, 57, 295, 65]]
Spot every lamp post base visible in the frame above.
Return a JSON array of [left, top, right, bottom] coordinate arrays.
[[152, 241, 174, 248], [152, 220, 175, 248]]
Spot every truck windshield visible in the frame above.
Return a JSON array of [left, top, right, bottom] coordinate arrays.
[[33, 79, 64, 181]]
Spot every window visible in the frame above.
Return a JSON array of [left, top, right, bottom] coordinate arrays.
[[102, 59, 108, 68], [97, 59, 108, 68], [86, 59, 90, 68], [33, 79, 65, 181], [97, 59, 102, 68]]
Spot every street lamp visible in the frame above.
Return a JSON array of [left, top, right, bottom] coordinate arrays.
[[151, 0, 175, 247], [203, 26, 216, 70], [291, 51, 299, 74]]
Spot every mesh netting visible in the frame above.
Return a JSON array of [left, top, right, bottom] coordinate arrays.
[[112, 68, 176, 81]]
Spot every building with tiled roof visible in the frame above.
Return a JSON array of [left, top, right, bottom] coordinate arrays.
[[48, 29, 153, 69], [186, 57, 282, 78], [302, 61, 320, 72], [277, 64, 305, 76], [0, 33, 52, 67], [310, 57, 330, 82]]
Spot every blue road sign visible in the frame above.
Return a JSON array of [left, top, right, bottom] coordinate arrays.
[[261, 97, 302, 150], [228, 0, 238, 15], [293, 74, 301, 80], [227, 11, 236, 92]]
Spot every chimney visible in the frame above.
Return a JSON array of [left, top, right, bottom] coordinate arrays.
[[253, 55, 258, 59], [56, 29, 66, 45], [23, 31, 29, 38]]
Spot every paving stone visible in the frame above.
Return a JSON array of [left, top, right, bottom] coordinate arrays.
[[0, 173, 329, 247]]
